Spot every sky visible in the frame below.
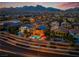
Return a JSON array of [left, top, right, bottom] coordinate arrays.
[[0, 2, 79, 10]]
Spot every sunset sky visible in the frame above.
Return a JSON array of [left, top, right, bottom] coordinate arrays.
[[0, 2, 79, 10]]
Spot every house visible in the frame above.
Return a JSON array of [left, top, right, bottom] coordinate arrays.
[[52, 28, 69, 37], [72, 22, 79, 30], [29, 18, 36, 23], [18, 24, 34, 37], [35, 20, 42, 24], [69, 29, 79, 44], [3, 19, 21, 27], [61, 22, 72, 29], [50, 21, 59, 31], [67, 18, 75, 22], [0, 22, 4, 31], [0, 20, 21, 34]]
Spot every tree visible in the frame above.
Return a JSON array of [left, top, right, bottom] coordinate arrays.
[[7, 26, 19, 35], [64, 33, 75, 47]]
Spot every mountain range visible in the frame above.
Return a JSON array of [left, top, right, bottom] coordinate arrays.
[[0, 5, 79, 15], [0, 5, 61, 12], [65, 7, 79, 13]]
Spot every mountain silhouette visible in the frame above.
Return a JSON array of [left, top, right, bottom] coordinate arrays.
[[1, 5, 79, 15], [65, 7, 79, 13], [0, 5, 61, 15]]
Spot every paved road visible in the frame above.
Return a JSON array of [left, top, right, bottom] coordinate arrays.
[[0, 31, 79, 57]]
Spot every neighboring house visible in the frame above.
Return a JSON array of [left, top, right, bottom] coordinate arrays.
[[38, 25, 47, 30], [1, 20, 21, 34], [50, 21, 59, 31], [53, 28, 68, 37], [0, 22, 4, 26], [67, 18, 75, 22], [61, 21, 72, 29], [35, 20, 42, 24], [18, 24, 34, 37], [72, 22, 79, 30], [0, 22, 4, 31], [3, 22, 21, 27], [3, 19, 21, 27], [29, 18, 36, 23], [69, 29, 79, 44]]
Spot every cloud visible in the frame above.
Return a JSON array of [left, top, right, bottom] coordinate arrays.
[[0, 2, 79, 10], [57, 2, 79, 10]]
